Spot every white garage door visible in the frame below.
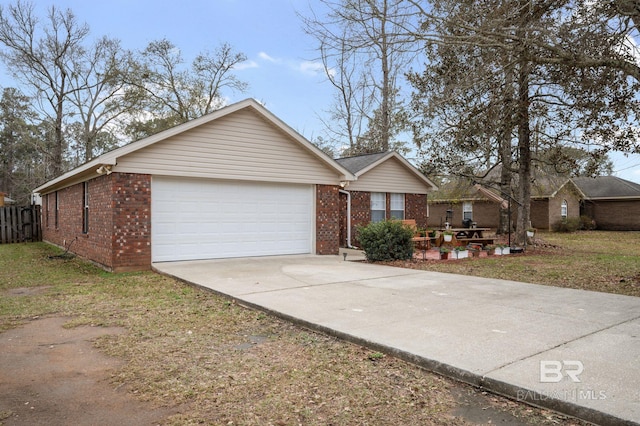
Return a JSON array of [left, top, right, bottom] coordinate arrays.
[[152, 177, 314, 262]]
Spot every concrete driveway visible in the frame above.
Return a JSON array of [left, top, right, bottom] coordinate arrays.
[[153, 254, 640, 425]]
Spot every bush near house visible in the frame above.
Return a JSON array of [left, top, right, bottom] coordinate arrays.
[[579, 215, 597, 230], [357, 220, 414, 262], [552, 217, 581, 232]]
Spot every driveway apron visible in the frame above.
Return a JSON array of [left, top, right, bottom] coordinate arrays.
[[153, 254, 640, 425]]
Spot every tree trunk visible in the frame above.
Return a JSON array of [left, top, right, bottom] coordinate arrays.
[[53, 93, 65, 177], [379, 0, 390, 151], [498, 64, 514, 235], [515, 56, 532, 246]]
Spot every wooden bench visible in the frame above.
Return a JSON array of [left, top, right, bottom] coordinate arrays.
[[402, 220, 433, 257], [402, 219, 418, 230]]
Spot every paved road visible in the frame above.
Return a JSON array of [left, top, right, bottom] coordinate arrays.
[[154, 254, 640, 425]]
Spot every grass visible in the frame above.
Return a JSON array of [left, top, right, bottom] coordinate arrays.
[[0, 239, 609, 425], [388, 231, 640, 297]]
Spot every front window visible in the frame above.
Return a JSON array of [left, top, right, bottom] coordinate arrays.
[[371, 192, 386, 223], [561, 200, 568, 218], [44, 194, 50, 227], [390, 193, 405, 220], [82, 182, 89, 234], [463, 202, 473, 221], [54, 191, 59, 229]]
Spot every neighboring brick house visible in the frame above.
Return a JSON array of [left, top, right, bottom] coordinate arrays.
[[429, 176, 582, 231], [33, 99, 437, 271], [573, 176, 640, 231], [335, 152, 438, 248]]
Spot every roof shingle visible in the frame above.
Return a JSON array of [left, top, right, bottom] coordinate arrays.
[[572, 176, 640, 199], [335, 152, 390, 174]]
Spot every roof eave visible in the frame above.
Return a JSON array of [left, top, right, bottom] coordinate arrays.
[[33, 98, 357, 194], [33, 157, 117, 194], [583, 195, 640, 201]]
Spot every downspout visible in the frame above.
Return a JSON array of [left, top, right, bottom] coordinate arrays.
[[339, 189, 354, 248]]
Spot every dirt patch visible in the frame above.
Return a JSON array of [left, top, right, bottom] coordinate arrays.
[[4, 287, 50, 297], [0, 317, 176, 426]]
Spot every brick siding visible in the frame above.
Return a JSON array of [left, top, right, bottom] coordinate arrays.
[[348, 191, 371, 247], [42, 173, 151, 272], [112, 173, 151, 271], [341, 191, 428, 247], [530, 199, 550, 230], [316, 184, 340, 255], [406, 193, 428, 229], [429, 186, 583, 231], [583, 200, 640, 230]]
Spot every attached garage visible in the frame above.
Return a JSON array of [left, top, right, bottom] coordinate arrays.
[[152, 177, 314, 261], [34, 99, 355, 271]]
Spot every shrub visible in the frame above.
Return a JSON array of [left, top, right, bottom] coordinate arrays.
[[579, 215, 597, 230], [552, 217, 581, 233], [356, 220, 414, 262]]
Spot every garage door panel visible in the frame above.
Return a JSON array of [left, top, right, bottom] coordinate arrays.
[[152, 177, 313, 262]]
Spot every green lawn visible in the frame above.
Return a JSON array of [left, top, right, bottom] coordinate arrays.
[[389, 231, 640, 297], [0, 239, 605, 425]]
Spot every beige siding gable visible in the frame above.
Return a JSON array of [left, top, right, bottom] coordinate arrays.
[[116, 108, 340, 184], [347, 157, 430, 194]]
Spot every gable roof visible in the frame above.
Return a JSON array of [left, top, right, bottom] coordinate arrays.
[[335, 151, 438, 191], [430, 175, 583, 202], [335, 152, 390, 175], [572, 176, 640, 200], [34, 99, 355, 194]]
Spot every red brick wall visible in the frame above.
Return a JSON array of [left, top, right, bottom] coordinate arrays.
[[42, 175, 114, 269], [342, 191, 428, 247], [41, 173, 152, 272], [406, 193, 428, 229], [339, 191, 348, 247], [348, 191, 371, 247], [316, 184, 340, 255], [112, 173, 151, 271]]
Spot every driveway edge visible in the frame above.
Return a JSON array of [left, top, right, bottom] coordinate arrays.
[[154, 266, 633, 426]]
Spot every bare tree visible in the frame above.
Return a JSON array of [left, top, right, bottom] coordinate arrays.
[[317, 31, 372, 152], [67, 36, 137, 163], [301, 0, 421, 154], [0, 1, 89, 176], [124, 39, 248, 135]]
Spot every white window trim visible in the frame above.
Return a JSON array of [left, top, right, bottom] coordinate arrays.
[[83, 182, 89, 234], [371, 192, 386, 223], [463, 201, 473, 220], [390, 193, 405, 220]]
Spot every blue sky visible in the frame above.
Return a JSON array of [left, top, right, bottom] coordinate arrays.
[[2, 0, 640, 183], [61, 0, 334, 138]]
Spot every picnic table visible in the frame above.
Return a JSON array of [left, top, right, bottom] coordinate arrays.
[[401, 219, 437, 259], [436, 227, 494, 247]]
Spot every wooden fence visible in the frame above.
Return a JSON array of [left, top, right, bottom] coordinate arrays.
[[0, 205, 42, 244]]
